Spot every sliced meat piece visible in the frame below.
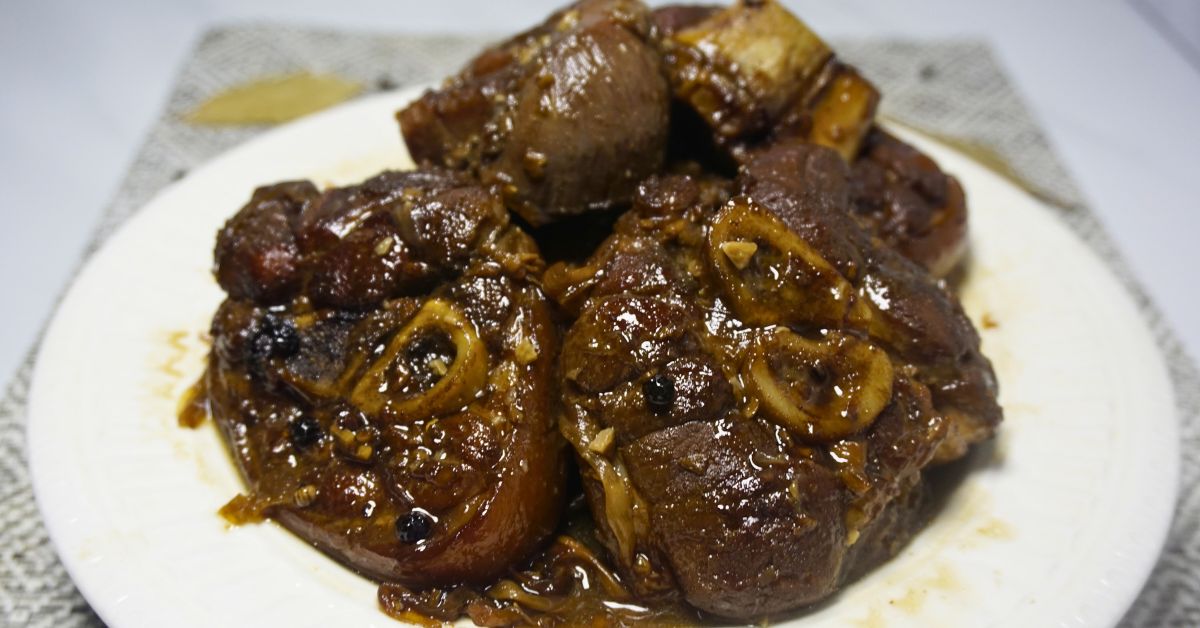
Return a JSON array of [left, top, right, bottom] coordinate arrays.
[[549, 144, 1000, 619], [203, 168, 565, 589]]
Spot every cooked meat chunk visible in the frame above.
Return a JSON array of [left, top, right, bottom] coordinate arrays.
[[398, 0, 670, 225], [849, 128, 969, 278], [214, 181, 317, 304], [204, 168, 566, 588], [547, 143, 1000, 618]]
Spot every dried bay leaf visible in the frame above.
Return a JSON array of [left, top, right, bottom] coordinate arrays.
[[186, 72, 362, 125]]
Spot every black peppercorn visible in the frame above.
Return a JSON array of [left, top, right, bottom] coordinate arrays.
[[250, 315, 300, 362], [289, 416, 322, 448], [395, 511, 434, 544], [643, 374, 675, 413]]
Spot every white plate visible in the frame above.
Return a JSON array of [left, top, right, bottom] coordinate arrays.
[[28, 87, 1179, 628]]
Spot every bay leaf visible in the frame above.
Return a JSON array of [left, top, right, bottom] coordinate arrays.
[[186, 72, 362, 126]]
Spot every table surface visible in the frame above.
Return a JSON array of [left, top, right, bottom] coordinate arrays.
[[1, 0, 1198, 388]]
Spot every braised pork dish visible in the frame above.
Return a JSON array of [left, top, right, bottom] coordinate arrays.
[[192, 0, 1001, 625]]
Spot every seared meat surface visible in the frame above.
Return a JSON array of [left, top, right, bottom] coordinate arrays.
[[205, 169, 566, 588], [398, 0, 670, 225], [545, 144, 1000, 618]]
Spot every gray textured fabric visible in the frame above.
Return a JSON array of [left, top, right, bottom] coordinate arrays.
[[0, 25, 1195, 628]]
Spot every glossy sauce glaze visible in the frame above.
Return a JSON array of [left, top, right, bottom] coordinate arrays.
[[543, 147, 999, 619], [184, 0, 1001, 624], [197, 168, 566, 589]]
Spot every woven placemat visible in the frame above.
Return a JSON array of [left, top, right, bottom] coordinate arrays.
[[0, 25, 1195, 628]]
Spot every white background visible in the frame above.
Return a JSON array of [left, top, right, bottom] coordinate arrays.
[[1, 0, 1198, 387]]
